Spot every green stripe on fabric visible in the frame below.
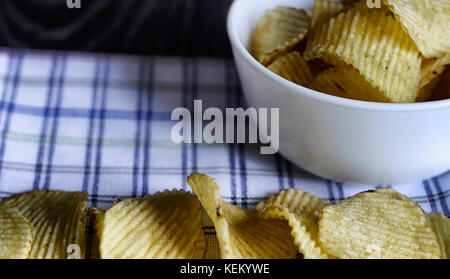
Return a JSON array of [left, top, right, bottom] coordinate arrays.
[[2, 131, 259, 149]]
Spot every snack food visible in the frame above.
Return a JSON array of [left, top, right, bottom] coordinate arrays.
[[256, 189, 328, 259], [304, 7, 422, 103], [267, 51, 313, 86], [0, 175, 448, 259], [2, 190, 88, 259], [308, 66, 389, 102], [187, 173, 298, 259], [421, 55, 450, 87], [0, 206, 32, 259], [311, 0, 344, 29], [428, 212, 450, 258], [251, 6, 310, 66], [383, 0, 450, 59], [90, 190, 206, 259], [318, 189, 442, 259], [428, 67, 450, 101], [251, 1, 450, 103]]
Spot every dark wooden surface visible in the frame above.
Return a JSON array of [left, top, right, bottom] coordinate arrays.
[[0, 0, 233, 57]]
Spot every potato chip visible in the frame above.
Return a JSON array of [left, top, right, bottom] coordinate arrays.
[[311, 0, 344, 29], [307, 59, 332, 77], [267, 51, 313, 86], [259, 36, 309, 67], [304, 7, 422, 102], [341, 0, 358, 8], [421, 54, 450, 88], [318, 189, 442, 259], [429, 67, 450, 101], [256, 189, 328, 259], [0, 205, 32, 259], [416, 74, 442, 102], [384, 0, 450, 59], [427, 212, 450, 259], [86, 207, 105, 259], [187, 173, 298, 259], [308, 66, 390, 102], [92, 190, 206, 259], [201, 208, 222, 259], [3, 190, 88, 259], [252, 6, 310, 66]]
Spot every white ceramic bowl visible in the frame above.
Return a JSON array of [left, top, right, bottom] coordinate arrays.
[[227, 0, 450, 185]]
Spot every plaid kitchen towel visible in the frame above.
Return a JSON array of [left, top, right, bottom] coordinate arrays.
[[0, 48, 448, 258]]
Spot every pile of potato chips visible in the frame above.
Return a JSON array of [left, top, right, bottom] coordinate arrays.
[[0, 173, 449, 259], [251, 0, 450, 103], [0, 190, 87, 259]]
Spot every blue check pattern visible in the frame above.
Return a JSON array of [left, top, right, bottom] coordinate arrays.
[[0, 48, 448, 219]]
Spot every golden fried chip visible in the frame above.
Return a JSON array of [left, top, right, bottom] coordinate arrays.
[[3, 190, 88, 259], [92, 190, 206, 259], [384, 0, 450, 59], [311, 0, 344, 29], [308, 66, 390, 102], [416, 74, 443, 102], [307, 59, 332, 77], [304, 7, 422, 102], [0, 205, 32, 259], [429, 67, 450, 101], [341, 0, 358, 8], [421, 54, 450, 88], [187, 173, 298, 259], [427, 212, 450, 259], [319, 189, 442, 259], [201, 208, 222, 259], [256, 189, 328, 259], [267, 51, 313, 86], [252, 6, 310, 66], [86, 207, 105, 259], [259, 36, 309, 67]]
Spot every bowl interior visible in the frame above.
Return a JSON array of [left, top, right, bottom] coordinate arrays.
[[228, 0, 450, 111], [232, 0, 314, 54]]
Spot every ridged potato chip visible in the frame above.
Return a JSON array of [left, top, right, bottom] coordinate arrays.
[[267, 51, 313, 86], [307, 59, 332, 77], [201, 208, 222, 259], [308, 66, 390, 102], [311, 0, 344, 29], [252, 6, 310, 66], [429, 67, 450, 101], [384, 0, 450, 59], [92, 190, 206, 259], [304, 7, 422, 102], [0, 205, 32, 259], [421, 54, 450, 88], [86, 207, 104, 259], [341, 0, 358, 7], [318, 189, 442, 259], [256, 189, 328, 259], [427, 212, 450, 259], [3, 190, 88, 259], [187, 173, 298, 259], [416, 71, 445, 102]]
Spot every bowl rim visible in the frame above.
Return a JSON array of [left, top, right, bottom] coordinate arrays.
[[227, 0, 450, 112]]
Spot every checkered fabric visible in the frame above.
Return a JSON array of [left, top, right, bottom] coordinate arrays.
[[0, 49, 448, 258]]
